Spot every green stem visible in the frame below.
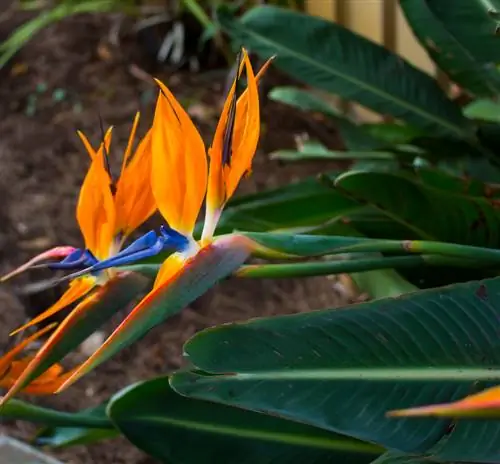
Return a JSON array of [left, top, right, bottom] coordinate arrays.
[[0, 400, 113, 429], [236, 254, 486, 279]]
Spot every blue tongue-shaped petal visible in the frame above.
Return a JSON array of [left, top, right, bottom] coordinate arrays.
[[61, 227, 189, 280], [48, 249, 98, 270]]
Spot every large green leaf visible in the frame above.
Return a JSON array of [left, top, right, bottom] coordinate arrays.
[[464, 99, 500, 123], [108, 376, 382, 464], [217, 5, 470, 137], [268, 86, 384, 150], [417, 0, 500, 64], [171, 276, 500, 461], [335, 170, 500, 246], [371, 451, 437, 464], [415, 167, 500, 198], [349, 267, 418, 299], [400, 0, 500, 96]]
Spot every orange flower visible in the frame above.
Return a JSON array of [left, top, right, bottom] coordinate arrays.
[[2, 115, 157, 336], [0, 325, 71, 395], [53, 49, 274, 390]]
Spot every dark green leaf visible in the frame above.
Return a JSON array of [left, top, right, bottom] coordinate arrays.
[[108, 376, 382, 464], [171, 276, 500, 460], [464, 99, 500, 123], [268, 86, 384, 150], [217, 5, 470, 137], [371, 451, 437, 464], [417, 0, 500, 64], [334, 170, 500, 245], [400, 0, 500, 96], [361, 123, 423, 145]]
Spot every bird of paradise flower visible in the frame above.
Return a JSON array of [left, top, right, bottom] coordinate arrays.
[[0, 114, 157, 399], [0, 49, 273, 403]]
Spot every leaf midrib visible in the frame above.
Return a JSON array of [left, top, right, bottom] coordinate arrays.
[[119, 414, 381, 453], [213, 367, 500, 381]]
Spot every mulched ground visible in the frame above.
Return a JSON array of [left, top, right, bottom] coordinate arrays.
[[0, 8, 355, 464]]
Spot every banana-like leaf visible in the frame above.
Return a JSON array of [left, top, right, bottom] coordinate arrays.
[[0, 399, 112, 429], [400, 0, 500, 96], [349, 267, 418, 299], [268, 86, 384, 150], [217, 5, 471, 138], [108, 376, 382, 464], [371, 451, 437, 464], [272, 149, 395, 162], [1, 272, 149, 403], [335, 170, 500, 246], [464, 99, 500, 123], [170, 276, 500, 461], [361, 123, 423, 146], [415, 167, 500, 198], [414, 0, 500, 64], [34, 404, 118, 448]]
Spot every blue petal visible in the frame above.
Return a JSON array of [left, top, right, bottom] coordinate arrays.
[[160, 225, 190, 250], [58, 227, 190, 280], [48, 249, 98, 270]]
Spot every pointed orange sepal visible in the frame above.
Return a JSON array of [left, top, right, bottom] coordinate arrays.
[[151, 78, 208, 237], [1, 246, 76, 283], [9, 277, 95, 336], [0, 289, 102, 405], [0, 324, 71, 396], [0, 324, 56, 377], [388, 386, 500, 418], [204, 52, 273, 240], [115, 123, 157, 238], [76, 131, 116, 260], [0, 356, 72, 396]]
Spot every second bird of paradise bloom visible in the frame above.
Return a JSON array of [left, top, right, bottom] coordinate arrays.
[[0, 49, 273, 402], [0, 113, 157, 400]]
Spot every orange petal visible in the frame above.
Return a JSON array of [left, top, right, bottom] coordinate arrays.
[[0, 356, 71, 396], [0, 324, 56, 377], [115, 128, 157, 237], [389, 386, 500, 418], [121, 112, 140, 175], [0, 290, 102, 404], [204, 52, 272, 239], [0, 246, 76, 282], [9, 277, 95, 336], [76, 131, 116, 259], [151, 79, 207, 237]]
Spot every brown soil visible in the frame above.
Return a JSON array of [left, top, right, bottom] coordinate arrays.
[[0, 8, 353, 464]]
